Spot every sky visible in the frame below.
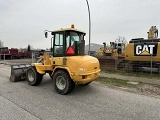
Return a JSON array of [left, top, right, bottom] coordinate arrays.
[[0, 0, 160, 49]]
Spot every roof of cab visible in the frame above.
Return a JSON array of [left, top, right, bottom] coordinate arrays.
[[51, 25, 86, 34]]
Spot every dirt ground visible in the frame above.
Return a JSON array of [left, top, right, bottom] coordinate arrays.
[[100, 71, 160, 98], [104, 82, 160, 98]]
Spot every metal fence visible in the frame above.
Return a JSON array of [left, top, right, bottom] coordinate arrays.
[[97, 56, 160, 75], [0, 54, 6, 62], [0, 52, 38, 63]]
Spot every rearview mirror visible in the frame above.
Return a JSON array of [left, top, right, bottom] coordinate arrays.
[[45, 31, 48, 38]]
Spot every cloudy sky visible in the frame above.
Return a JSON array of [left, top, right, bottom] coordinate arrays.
[[0, 0, 160, 49]]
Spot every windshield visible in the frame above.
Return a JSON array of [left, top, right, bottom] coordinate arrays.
[[66, 31, 84, 56]]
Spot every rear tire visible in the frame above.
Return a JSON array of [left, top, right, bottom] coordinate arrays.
[[26, 66, 43, 86], [81, 82, 91, 86], [53, 70, 75, 95]]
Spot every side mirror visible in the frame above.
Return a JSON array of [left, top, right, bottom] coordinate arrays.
[[45, 31, 48, 38]]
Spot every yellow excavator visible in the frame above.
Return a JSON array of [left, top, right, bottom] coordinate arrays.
[[120, 26, 160, 72], [10, 24, 101, 95]]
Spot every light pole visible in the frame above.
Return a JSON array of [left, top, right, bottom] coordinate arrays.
[[85, 0, 91, 55]]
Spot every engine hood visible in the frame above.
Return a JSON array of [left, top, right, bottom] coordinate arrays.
[[66, 55, 100, 73]]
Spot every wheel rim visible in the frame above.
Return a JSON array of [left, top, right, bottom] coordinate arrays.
[[28, 70, 35, 82], [56, 76, 66, 90]]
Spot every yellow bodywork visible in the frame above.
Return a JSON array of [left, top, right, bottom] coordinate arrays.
[[95, 47, 112, 56], [95, 47, 125, 59], [124, 26, 160, 62], [52, 27, 86, 34], [125, 42, 160, 62], [33, 53, 101, 84]]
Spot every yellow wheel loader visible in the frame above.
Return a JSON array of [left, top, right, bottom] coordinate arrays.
[[10, 24, 101, 95]]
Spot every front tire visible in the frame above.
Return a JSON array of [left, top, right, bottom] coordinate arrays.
[[26, 66, 43, 86], [48, 72, 53, 79], [53, 70, 75, 95]]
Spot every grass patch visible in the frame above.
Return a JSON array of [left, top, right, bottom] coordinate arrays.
[[104, 70, 160, 80], [95, 77, 140, 88], [95, 77, 160, 96]]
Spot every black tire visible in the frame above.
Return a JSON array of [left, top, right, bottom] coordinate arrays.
[[48, 72, 53, 79], [82, 82, 92, 86], [78, 82, 91, 86], [53, 70, 75, 95], [26, 66, 43, 86]]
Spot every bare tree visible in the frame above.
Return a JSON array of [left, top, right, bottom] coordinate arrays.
[[115, 36, 128, 44], [0, 40, 4, 47]]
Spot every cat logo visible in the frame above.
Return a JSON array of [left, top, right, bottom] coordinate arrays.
[[134, 43, 157, 56]]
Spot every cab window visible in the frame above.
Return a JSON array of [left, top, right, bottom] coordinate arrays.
[[54, 33, 63, 57]]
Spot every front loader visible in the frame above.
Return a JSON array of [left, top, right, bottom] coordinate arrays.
[[10, 24, 101, 95]]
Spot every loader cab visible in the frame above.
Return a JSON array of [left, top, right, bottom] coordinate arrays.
[[45, 25, 86, 57], [110, 41, 125, 54]]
